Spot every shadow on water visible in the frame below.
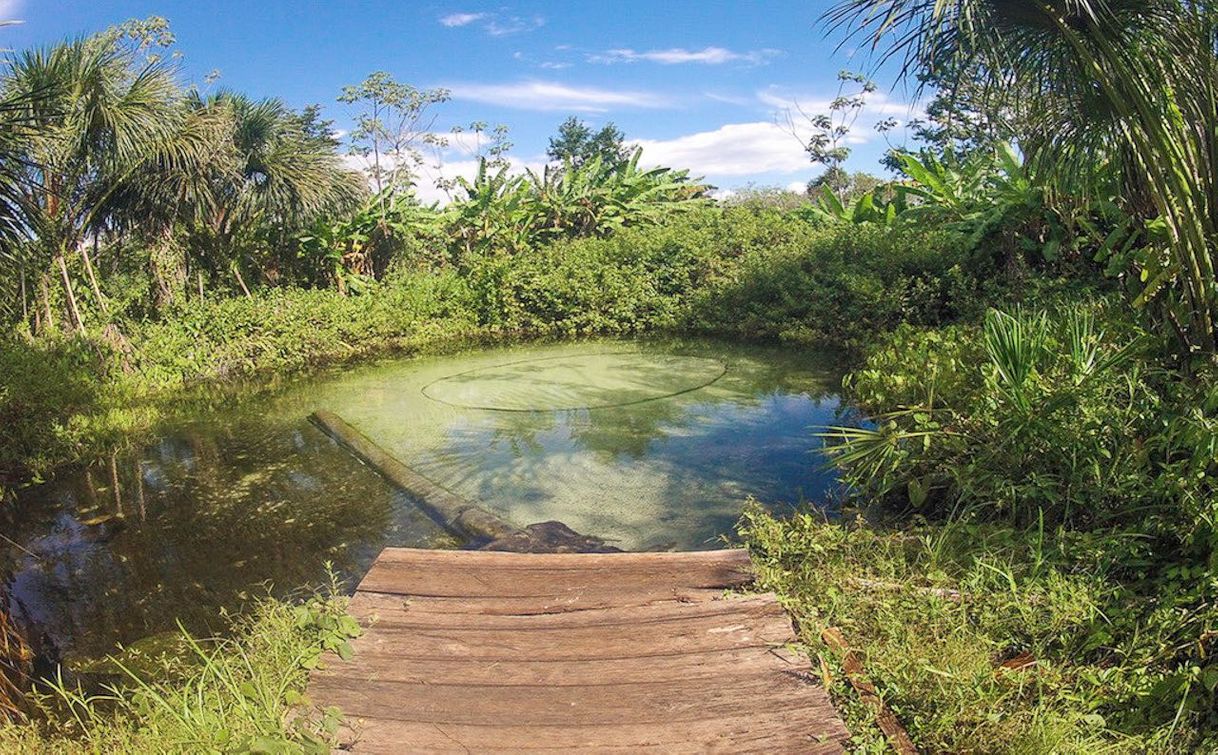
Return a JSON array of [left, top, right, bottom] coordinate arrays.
[[0, 419, 452, 667], [0, 336, 857, 669]]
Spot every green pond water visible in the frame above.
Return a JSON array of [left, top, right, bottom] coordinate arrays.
[[1, 338, 851, 665]]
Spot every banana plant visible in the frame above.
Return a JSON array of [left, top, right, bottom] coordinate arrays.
[[801, 183, 908, 225], [298, 188, 439, 293], [527, 148, 706, 240], [443, 148, 709, 261], [444, 159, 534, 258]]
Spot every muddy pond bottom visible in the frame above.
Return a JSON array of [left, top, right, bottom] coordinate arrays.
[[3, 338, 848, 663]]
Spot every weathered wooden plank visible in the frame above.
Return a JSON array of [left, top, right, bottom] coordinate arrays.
[[347, 591, 784, 630], [373, 547, 752, 570], [306, 547, 849, 751], [344, 612, 796, 661], [333, 711, 847, 753], [308, 673, 831, 726], [309, 645, 809, 687], [359, 555, 752, 597], [351, 588, 729, 614]]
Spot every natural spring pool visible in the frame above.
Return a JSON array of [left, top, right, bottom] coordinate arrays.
[[1, 338, 852, 665]]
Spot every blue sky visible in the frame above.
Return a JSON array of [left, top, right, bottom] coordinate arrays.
[[2, 0, 923, 200]]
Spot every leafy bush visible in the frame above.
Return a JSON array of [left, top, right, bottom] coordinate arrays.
[[815, 301, 1218, 741], [463, 206, 747, 335], [828, 304, 1169, 527], [128, 270, 479, 390], [689, 221, 981, 350], [0, 337, 109, 494]]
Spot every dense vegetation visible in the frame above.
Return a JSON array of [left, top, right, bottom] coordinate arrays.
[[4, 2, 1218, 752]]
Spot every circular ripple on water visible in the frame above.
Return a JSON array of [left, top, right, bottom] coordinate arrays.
[[420, 351, 727, 412]]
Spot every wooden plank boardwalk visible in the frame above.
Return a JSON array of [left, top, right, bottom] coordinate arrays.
[[308, 548, 849, 753]]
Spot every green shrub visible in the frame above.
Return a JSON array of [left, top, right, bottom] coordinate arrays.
[[0, 337, 110, 494], [830, 304, 1169, 528], [816, 301, 1218, 741], [688, 222, 981, 351], [128, 270, 479, 390]]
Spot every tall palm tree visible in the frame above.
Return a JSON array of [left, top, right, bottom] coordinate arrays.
[[166, 91, 363, 295], [828, 1, 1218, 355], [0, 88, 53, 328], [2, 30, 215, 333]]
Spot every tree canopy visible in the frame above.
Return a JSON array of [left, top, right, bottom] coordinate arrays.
[[545, 116, 629, 168]]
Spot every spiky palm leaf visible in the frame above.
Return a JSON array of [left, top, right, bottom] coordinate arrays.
[[0, 31, 220, 328], [144, 90, 365, 284]]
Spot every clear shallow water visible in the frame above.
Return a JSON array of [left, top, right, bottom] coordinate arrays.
[[2, 337, 849, 663]]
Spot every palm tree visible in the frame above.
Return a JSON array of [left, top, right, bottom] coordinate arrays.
[[2, 30, 215, 333], [827, 1, 1218, 355], [0, 88, 53, 329], [169, 91, 364, 295]]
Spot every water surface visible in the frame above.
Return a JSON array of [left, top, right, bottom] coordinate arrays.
[[2, 337, 848, 663]]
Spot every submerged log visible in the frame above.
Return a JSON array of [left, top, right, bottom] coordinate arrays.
[[309, 409, 519, 542]]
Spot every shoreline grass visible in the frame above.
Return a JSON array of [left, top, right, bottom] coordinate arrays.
[[0, 578, 358, 754], [741, 505, 1213, 753]]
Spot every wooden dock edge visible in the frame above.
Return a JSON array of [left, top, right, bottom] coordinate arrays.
[[309, 409, 520, 541]]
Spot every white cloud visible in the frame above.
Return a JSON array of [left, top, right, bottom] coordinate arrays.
[[589, 46, 781, 66], [757, 86, 920, 119], [703, 91, 754, 107], [0, 0, 22, 17], [441, 11, 543, 36], [439, 12, 485, 28], [486, 15, 545, 36], [449, 80, 669, 112], [631, 122, 811, 176]]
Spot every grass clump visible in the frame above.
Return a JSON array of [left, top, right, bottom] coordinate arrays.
[[752, 296, 1218, 752], [741, 506, 1212, 753], [0, 584, 359, 754]]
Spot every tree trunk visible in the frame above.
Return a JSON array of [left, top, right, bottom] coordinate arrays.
[[55, 253, 84, 334], [108, 453, 123, 519], [82, 236, 108, 314], [18, 266, 27, 327], [134, 459, 146, 522], [36, 273, 52, 336], [233, 264, 252, 298], [149, 231, 186, 311]]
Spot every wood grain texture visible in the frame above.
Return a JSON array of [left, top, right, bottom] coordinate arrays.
[[308, 547, 849, 752]]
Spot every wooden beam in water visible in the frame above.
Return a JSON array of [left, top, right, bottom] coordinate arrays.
[[309, 409, 519, 542]]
